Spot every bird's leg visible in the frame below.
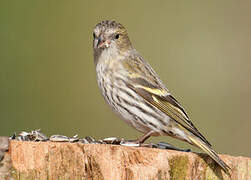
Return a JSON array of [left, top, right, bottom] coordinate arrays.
[[121, 131, 190, 152], [135, 131, 155, 144], [136, 132, 191, 151], [121, 131, 155, 146]]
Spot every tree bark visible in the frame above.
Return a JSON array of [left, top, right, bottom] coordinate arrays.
[[0, 139, 250, 180]]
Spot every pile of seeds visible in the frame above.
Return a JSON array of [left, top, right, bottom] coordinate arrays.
[[9, 129, 190, 152]]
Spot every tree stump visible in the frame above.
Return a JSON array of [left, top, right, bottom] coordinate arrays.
[[0, 138, 250, 179]]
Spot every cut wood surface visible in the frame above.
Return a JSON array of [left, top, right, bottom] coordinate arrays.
[[1, 139, 250, 180]]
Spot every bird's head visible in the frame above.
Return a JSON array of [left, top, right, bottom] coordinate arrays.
[[93, 20, 132, 53]]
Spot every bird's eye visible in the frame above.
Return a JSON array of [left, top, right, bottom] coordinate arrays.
[[115, 34, 120, 39]]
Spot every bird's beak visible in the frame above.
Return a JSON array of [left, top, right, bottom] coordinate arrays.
[[97, 37, 111, 49]]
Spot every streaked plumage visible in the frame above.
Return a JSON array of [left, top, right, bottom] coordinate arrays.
[[93, 20, 230, 173]]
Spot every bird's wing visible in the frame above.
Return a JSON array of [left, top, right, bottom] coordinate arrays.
[[122, 56, 211, 146]]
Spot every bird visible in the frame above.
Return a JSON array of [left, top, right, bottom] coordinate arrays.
[[92, 20, 231, 173]]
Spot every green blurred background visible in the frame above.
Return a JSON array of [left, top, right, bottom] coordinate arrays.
[[1, 1, 250, 157]]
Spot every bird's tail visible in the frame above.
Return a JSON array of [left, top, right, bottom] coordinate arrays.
[[188, 135, 231, 174]]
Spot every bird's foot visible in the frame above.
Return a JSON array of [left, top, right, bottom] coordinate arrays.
[[101, 137, 190, 152], [120, 139, 141, 147]]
